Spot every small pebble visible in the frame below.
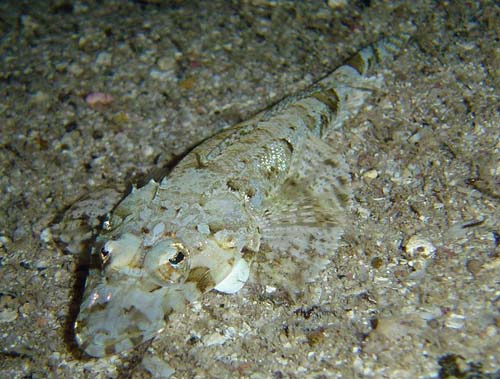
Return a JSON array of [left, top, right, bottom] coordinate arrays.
[[465, 258, 482, 275], [95, 51, 113, 67], [0, 309, 18, 323], [306, 329, 325, 346], [179, 77, 196, 90], [371, 256, 384, 269], [141, 355, 175, 379], [327, 0, 347, 9], [150, 69, 172, 81], [203, 331, 230, 346], [362, 169, 379, 181], [67, 63, 84, 76], [21, 15, 40, 34], [85, 92, 113, 108], [40, 228, 52, 243], [0, 235, 12, 247], [427, 319, 439, 329], [157, 54, 177, 71], [31, 91, 50, 105], [196, 223, 210, 235], [142, 145, 155, 157]]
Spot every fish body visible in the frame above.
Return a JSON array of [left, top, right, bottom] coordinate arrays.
[[75, 35, 410, 357]]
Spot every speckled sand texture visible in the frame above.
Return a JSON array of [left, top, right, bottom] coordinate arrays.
[[0, 1, 499, 378]]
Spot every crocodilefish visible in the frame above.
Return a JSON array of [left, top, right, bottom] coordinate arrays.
[[75, 34, 410, 357]]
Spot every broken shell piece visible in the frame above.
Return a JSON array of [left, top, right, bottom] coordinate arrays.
[[444, 313, 466, 329]]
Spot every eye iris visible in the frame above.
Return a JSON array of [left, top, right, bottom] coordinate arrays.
[[168, 251, 185, 265]]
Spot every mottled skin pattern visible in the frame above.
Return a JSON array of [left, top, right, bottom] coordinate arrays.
[[75, 35, 410, 357]]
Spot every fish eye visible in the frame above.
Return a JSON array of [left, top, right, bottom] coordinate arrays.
[[144, 240, 189, 283], [100, 245, 111, 265], [168, 251, 185, 266]]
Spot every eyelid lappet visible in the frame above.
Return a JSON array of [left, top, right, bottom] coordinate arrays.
[[75, 34, 411, 357]]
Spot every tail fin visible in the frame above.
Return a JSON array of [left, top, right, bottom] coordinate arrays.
[[312, 33, 412, 136], [261, 34, 412, 138], [346, 33, 412, 75]]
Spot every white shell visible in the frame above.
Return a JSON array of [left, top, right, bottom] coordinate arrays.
[[404, 235, 436, 259]]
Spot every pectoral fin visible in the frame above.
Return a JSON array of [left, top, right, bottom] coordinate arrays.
[[255, 133, 351, 298]]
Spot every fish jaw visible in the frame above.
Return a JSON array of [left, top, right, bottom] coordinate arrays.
[[75, 274, 187, 357]]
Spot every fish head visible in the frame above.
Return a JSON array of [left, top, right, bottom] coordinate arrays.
[[74, 179, 250, 357], [75, 232, 193, 357]]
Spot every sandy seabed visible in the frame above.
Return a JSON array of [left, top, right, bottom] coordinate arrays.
[[0, 1, 499, 378]]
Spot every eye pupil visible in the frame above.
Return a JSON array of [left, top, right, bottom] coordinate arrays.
[[169, 251, 185, 265], [100, 246, 111, 265]]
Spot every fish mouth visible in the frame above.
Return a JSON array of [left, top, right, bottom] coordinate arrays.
[[75, 280, 173, 357], [75, 305, 166, 357]]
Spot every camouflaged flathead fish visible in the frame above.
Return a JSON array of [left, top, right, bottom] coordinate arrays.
[[75, 34, 410, 357]]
